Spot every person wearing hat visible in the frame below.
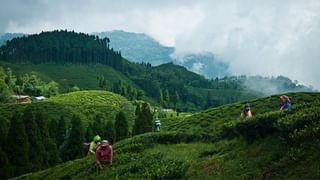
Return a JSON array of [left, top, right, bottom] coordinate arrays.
[[96, 140, 113, 170], [279, 95, 292, 110], [240, 103, 253, 118], [88, 135, 101, 155]]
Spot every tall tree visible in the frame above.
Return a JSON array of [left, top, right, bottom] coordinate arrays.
[[157, 88, 164, 106], [61, 115, 84, 161], [136, 90, 144, 100], [92, 113, 105, 137], [133, 104, 141, 136], [0, 147, 9, 179], [56, 116, 67, 147], [173, 91, 180, 109], [0, 116, 9, 179], [163, 89, 170, 107], [6, 112, 29, 176], [115, 111, 129, 141], [98, 75, 108, 90], [22, 108, 44, 171], [105, 120, 116, 144], [85, 123, 94, 142], [0, 80, 11, 103], [133, 102, 153, 135], [35, 112, 60, 166]]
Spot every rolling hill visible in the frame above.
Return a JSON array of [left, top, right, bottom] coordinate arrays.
[[15, 92, 320, 179], [0, 90, 135, 128]]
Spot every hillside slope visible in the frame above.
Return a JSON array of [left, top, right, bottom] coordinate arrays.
[[16, 92, 320, 179], [0, 90, 135, 127], [0, 61, 135, 90]]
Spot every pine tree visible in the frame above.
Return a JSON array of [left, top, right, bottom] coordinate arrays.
[[140, 102, 153, 133], [0, 79, 11, 103], [115, 111, 128, 141], [173, 91, 180, 109], [22, 108, 43, 171], [0, 116, 9, 179], [61, 115, 84, 161], [56, 116, 67, 147], [35, 112, 60, 166], [206, 91, 213, 108], [133, 102, 152, 135], [85, 123, 94, 142], [105, 120, 116, 144], [0, 147, 9, 179], [6, 112, 29, 176], [163, 89, 170, 107], [157, 88, 164, 106], [92, 113, 105, 137], [137, 90, 144, 100], [0, 116, 8, 148], [48, 118, 58, 140], [133, 104, 141, 135]]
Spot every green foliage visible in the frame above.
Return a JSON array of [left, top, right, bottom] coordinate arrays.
[[0, 30, 123, 71], [69, 85, 80, 92], [105, 120, 116, 144], [22, 107, 44, 171], [115, 111, 129, 141], [6, 112, 29, 176], [35, 111, 60, 166], [56, 116, 67, 147], [61, 115, 85, 161], [133, 102, 153, 135], [0, 79, 11, 103], [20, 73, 59, 97], [91, 113, 105, 138], [12, 92, 320, 179]]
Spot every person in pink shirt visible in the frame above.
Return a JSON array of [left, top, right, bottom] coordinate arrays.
[[95, 140, 113, 170]]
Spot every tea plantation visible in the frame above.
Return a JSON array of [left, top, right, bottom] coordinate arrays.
[[0, 90, 135, 127], [15, 92, 320, 179]]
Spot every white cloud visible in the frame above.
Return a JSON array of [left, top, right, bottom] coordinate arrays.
[[1, 0, 320, 89]]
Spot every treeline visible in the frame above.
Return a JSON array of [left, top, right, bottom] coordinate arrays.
[[0, 108, 60, 178], [0, 102, 153, 179], [0, 30, 124, 71], [111, 80, 144, 101], [0, 67, 59, 103], [132, 63, 252, 111]]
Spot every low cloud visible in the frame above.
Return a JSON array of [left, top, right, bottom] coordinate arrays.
[[1, 0, 319, 89]]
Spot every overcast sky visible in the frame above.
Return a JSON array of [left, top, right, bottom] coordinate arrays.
[[1, 0, 320, 89]]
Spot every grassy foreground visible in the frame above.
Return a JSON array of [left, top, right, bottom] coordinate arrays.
[[15, 92, 320, 179]]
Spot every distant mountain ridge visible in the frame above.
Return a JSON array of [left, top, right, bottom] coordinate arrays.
[[94, 30, 230, 78]]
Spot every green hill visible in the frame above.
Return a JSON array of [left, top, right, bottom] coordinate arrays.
[[15, 92, 320, 179], [0, 61, 135, 90], [0, 90, 135, 127]]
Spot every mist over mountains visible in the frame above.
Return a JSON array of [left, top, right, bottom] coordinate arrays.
[[95, 30, 230, 78], [0, 30, 315, 94]]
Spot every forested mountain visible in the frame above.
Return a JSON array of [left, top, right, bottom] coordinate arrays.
[[0, 30, 265, 111], [0, 30, 313, 111], [1, 31, 229, 78]]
